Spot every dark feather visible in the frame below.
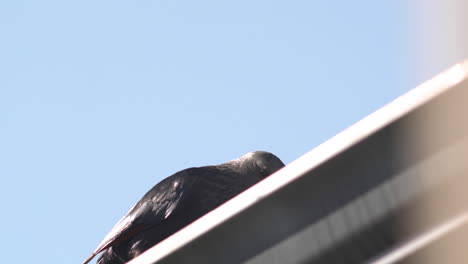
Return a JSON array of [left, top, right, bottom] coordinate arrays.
[[83, 151, 284, 264]]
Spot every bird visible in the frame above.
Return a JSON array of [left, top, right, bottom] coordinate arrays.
[[83, 151, 285, 264]]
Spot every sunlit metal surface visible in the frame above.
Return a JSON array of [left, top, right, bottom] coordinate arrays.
[[127, 61, 468, 264]]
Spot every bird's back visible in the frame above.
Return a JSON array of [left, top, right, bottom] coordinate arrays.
[[97, 165, 263, 263], [86, 151, 285, 264]]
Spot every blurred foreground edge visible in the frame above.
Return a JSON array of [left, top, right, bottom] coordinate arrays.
[[128, 60, 468, 264]]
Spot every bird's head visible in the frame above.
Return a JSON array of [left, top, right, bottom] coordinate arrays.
[[233, 151, 285, 180]]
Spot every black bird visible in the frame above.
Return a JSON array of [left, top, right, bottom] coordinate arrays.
[[83, 151, 285, 264]]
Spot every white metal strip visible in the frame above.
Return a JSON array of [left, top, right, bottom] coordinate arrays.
[[128, 61, 468, 264]]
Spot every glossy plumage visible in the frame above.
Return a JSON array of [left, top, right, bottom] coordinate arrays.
[[83, 151, 284, 264]]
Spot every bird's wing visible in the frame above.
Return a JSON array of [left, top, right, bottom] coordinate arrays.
[[83, 169, 198, 264]]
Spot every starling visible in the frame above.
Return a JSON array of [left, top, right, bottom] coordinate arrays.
[[83, 151, 285, 264]]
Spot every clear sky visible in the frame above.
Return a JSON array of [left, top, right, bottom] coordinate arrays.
[[1, 1, 465, 263]]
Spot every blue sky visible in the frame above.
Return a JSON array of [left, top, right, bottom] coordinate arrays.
[[1, 1, 465, 263]]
